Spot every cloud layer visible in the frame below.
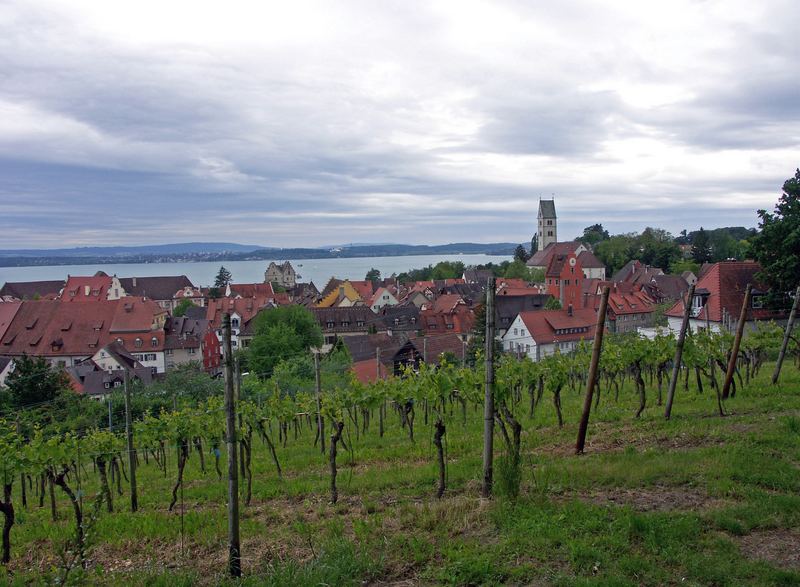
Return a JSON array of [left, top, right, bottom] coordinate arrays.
[[1, 0, 798, 248]]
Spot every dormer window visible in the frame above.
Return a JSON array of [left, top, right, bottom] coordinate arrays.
[[134, 338, 143, 348], [151, 337, 159, 347], [751, 296, 764, 309]]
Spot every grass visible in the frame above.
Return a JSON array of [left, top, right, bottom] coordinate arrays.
[[1, 363, 799, 585]]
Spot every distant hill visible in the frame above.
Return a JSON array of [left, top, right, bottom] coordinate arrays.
[[0, 242, 269, 258], [0, 242, 516, 268]]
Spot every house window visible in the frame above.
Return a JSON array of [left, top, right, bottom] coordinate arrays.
[[341, 321, 350, 327], [231, 318, 240, 328], [513, 328, 518, 335], [151, 337, 158, 347], [165, 349, 174, 356], [357, 320, 365, 327], [565, 280, 569, 286], [188, 347, 196, 355], [326, 321, 335, 328], [751, 296, 764, 309], [446, 323, 454, 329], [114, 381, 122, 388], [135, 338, 142, 348], [232, 340, 238, 347], [525, 344, 530, 352], [104, 382, 110, 389]]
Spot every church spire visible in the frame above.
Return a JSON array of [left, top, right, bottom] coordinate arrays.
[[537, 198, 557, 252]]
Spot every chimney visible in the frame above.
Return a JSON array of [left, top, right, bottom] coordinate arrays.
[[567, 303, 573, 317], [84, 285, 90, 296], [132, 277, 137, 287]]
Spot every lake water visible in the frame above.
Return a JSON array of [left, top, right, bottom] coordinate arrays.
[[0, 254, 511, 288]]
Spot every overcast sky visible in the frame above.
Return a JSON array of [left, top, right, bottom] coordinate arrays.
[[1, 0, 797, 249]]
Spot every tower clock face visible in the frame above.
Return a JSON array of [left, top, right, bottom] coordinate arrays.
[[569, 258, 576, 267]]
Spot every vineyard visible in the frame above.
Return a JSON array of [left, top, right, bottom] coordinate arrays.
[[1, 322, 799, 585]]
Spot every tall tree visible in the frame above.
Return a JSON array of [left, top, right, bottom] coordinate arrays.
[[530, 234, 538, 256], [579, 223, 610, 245], [751, 169, 800, 294], [514, 244, 530, 263], [691, 227, 713, 264], [365, 268, 381, 283], [3, 355, 69, 410], [214, 266, 233, 288], [247, 306, 323, 378]]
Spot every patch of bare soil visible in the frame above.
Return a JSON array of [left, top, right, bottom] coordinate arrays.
[[567, 484, 732, 512], [738, 528, 800, 571]]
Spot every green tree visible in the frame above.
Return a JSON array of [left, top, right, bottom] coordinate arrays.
[[595, 234, 638, 274], [248, 306, 323, 378], [670, 259, 700, 276], [3, 355, 70, 410], [579, 223, 610, 246], [530, 234, 538, 256], [173, 299, 194, 317], [751, 169, 800, 294], [691, 227, 713, 264], [430, 261, 465, 280], [638, 227, 681, 269], [503, 259, 532, 280], [214, 266, 233, 288], [513, 244, 530, 263], [365, 268, 381, 283], [545, 297, 562, 310]]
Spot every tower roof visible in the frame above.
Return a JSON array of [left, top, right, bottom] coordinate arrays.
[[538, 199, 556, 218]]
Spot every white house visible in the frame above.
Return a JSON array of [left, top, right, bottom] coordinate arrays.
[[368, 287, 399, 313], [500, 307, 599, 361]]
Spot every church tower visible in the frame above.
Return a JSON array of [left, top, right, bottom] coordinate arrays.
[[537, 198, 557, 252]]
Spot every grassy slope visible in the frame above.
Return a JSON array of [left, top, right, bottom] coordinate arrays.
[[2, 364, 799, 586]]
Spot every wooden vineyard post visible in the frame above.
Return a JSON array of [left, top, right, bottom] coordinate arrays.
[[124, 371, 138, 512], [314, 350, 325, 454], [576, 286, 610, 454], [665, 284, 695, 420], [722, 284, 752, 400], [223, 314, 241, 578], [772, 286, 800, 384], [482, 276, 496, 498]]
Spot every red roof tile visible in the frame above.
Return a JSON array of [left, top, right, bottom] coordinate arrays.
[[517, 308, 599, 345]]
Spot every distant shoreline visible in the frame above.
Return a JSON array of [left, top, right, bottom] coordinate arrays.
[[0, 243, 518, 269]]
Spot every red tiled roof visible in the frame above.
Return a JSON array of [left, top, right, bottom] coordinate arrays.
[[206, 297, 271, 329], [0, 298, 165, 357], [577, 250, 605, 269], [527, 242, 580, 268], [228, 282, 275, 299], [606, 290, 655, 317], [665, 261, 775, 322], [351, 359, 389, 384], [61, 275, 113, 302], [429, 294, 465, 314], [0, 302, 21, 341], [0, 280, 65, 300], [348, 280, 375, 300], [517, 308, 599, 345]]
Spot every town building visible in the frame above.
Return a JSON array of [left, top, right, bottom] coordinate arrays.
[[264, 261, 297, 289], [500, 307, 599, 361], [0, 280, 65, 301], [537, 199, 557, 252], [665, 261, 785, 333], [0, 297, 168, 372]]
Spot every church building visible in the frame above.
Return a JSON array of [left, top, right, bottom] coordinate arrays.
[[537, 198, 557, 252]]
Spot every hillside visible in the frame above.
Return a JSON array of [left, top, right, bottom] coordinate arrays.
[[3, 364, 798, 585]]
